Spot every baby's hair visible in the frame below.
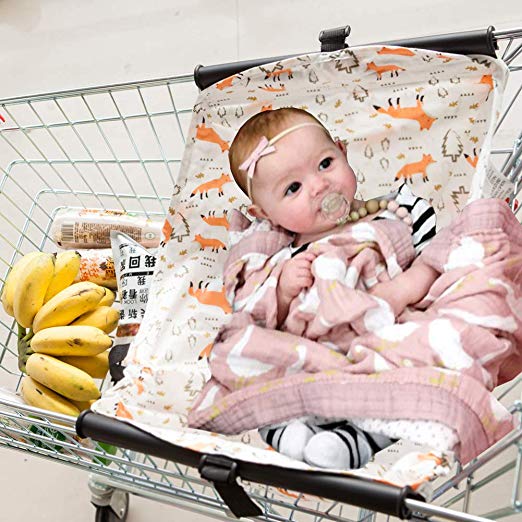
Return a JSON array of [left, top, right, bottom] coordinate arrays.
[[229, 108, 331, 198]]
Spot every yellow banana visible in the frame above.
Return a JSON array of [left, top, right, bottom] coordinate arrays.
[[71, 306, 119, 334], [20, 376, 80, 417], [13, 253, 55, 328], [1, 252, 41, 317], [98, 288, 115, 307], [32, 281, 104, 332], [30, 325, 112, 356], [26, 353, 101, 401], [59, 350, 109, 379], [70, 398, 96, 411], [44, 251, 81, 303]]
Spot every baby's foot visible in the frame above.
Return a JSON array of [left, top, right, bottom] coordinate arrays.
[[303, 423, 394, 469], [259, 419, 318, 460]]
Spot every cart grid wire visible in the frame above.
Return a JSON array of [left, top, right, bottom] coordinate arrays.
[[0, 28, 521, 522]]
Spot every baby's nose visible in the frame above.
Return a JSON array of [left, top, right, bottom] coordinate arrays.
[[310, 175, 329, 196]]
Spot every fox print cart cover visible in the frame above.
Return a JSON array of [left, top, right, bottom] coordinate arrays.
[[93, 44, 513, 479]]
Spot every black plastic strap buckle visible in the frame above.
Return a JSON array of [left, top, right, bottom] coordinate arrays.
[[319, 25, 351, 52], [198, 455, 262, 518]]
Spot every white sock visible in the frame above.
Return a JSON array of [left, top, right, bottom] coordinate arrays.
[[303, 422, 394, 469], [259, 419, 319, 460]]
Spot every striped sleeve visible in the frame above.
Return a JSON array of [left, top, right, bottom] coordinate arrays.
[[373, 184, 437, 254], [395, 183, 437, 254]]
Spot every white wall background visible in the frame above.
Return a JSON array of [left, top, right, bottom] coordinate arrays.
[[0, 1, 521, 520], [1, 0, 521, 98]]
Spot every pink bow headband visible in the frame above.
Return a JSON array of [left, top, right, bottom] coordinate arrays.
[[238, 122, 326, 199]]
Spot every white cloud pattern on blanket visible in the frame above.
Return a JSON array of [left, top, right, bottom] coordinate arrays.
[[375, 321, 420, 342], [234, 276, 278, 312], [428, 319, 474, 370], [364, 296, 395, 332], [227, 325, 275, 377], [287, 344, 307, 374], [488, 277, 522, 322], [312, 256, 346, 282], [439, 308, 517, 333], [444, 237, 485, 270]]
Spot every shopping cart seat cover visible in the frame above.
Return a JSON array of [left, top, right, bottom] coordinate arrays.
[[93, 44, 511, 481]]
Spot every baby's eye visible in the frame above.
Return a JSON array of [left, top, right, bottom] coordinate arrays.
[[285, 181, 301, 196], [319, 157, 333, 171]]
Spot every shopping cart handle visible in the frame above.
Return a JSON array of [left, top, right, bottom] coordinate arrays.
[[373, 26, 497, 58], [77, 410, 424, 519], [194, 54, 300, 91], [194, 25, 497, 91]]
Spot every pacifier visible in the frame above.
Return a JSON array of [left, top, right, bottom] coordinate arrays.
[[320, 192, 350, 224]]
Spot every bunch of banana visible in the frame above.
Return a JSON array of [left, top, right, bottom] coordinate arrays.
[[20, 377, 81, 417], [71, 306, 119, 334], [32, 281, 106, 332], [19, 326, 112, 416], [26, 353, 101, 401], [2, 249, 121, 416], [1, 250, 81, 326], [11, 252, 55, 328], [31, 325, 112, 356], [44, 250, 81, 302]]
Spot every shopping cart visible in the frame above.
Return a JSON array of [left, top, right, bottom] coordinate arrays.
[[0, 25, 521, 522]]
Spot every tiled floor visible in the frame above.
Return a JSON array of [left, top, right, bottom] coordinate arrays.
[[1, 1, 521, 520]]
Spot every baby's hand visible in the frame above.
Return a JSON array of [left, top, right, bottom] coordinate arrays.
[[279, 251, 317, 300]]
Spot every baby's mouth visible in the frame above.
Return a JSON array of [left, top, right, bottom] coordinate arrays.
[[320, 192, 350, 223]]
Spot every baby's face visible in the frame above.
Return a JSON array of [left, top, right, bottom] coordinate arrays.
[[249, 124, 357, 235]]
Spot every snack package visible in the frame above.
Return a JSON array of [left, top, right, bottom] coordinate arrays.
[[73, 249, 117, 289], [109, 231, 157, 382], [50, 208, 163, 249]]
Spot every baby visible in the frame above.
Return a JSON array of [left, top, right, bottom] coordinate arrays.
[[227, 107, 440, 469]]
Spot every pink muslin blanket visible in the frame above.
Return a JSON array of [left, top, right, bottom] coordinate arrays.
[[188, 199, 522, 464]]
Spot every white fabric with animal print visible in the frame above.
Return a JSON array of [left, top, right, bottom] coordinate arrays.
[[93, 45, 508, 488]]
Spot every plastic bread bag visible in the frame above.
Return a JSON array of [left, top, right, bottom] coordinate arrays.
[[109, 231, 157, 383], [50, 208, 163, 249], [73, 249, 117, 289]]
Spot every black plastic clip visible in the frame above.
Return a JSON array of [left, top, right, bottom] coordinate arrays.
[[198, 455, 262, 518], [319, 25, 351, 52]]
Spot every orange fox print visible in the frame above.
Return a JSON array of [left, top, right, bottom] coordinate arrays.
[[418, 453, 444, 466], [198, 342, 214, 360], [479, 74, 494, 99], [259, 83, 286, 92], [395, 154, 436, 183], [191, 173, 232, 199], [377, 47, 415, 57], [134, 377, 145, 395], [195, 118, 229, 152], [115, 401, 133, 419], [373, 95, 437, 130], [161, 219, 173, 245], [189, 281, 232, 314], [435, 53, 454, 63], [201, 210, 230, 230], [216, 75, 238, 90], [464, 148, 479, 168], [194, 234, 227, 252], [366, 61, 406, 80], [261, 104, 273, 112], [261, 65, 294, 82]]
